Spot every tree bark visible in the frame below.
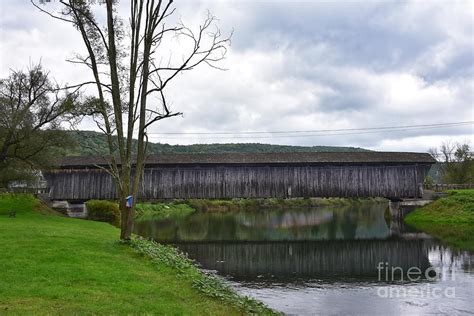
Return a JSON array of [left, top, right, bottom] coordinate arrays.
[[119, 198, 133, 240]]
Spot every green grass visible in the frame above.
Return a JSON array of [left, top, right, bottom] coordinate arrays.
[[0, 194, 275, 315], [135, 202, 195, 221], [405, 189, 474, 251]]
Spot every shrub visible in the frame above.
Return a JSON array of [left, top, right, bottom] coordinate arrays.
[[86, 200, 120, 225]]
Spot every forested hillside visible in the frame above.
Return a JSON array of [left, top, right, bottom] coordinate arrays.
[[65, 130, 369, 155]]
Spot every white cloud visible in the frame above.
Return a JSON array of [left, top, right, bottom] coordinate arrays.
[[1, 0, 472, 151], [371, 134, 474, 153]]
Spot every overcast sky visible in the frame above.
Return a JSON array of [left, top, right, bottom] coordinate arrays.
[[1, 0, 473, 152]]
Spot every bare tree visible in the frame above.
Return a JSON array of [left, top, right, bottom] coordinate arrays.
[[0, 63, 79, 187], [440, 141, 456, 164], [427, 147, 439, 161], [33, 0, 231, 240]]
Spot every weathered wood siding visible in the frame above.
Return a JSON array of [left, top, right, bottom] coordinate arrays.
[[45, 163, 431, 200]]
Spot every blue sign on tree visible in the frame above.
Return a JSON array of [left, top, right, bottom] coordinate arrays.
[[126, 195, 133, 208]]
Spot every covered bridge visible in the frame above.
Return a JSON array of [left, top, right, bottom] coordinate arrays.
[[44, 152, 436, 201]]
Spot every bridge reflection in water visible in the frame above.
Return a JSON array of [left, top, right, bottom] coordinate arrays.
[[174, 240, 430, 278], [134, 203, 432, 278]]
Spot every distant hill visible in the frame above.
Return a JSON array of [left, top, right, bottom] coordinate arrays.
[[65, 130, 369, 155]]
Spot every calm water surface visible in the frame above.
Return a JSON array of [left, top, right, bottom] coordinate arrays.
[[134, 203, 474, 315]]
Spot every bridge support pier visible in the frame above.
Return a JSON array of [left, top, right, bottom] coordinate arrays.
[[51, 200, 88, 218], [389, 199, 433, 220], [389, 200, 436, 239], [389, 201, 398, 218], [389, 199, 429, 236], [389, 201, 403, 235]]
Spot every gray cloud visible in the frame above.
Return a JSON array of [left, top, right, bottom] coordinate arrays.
[[1, 0, 473, 152]]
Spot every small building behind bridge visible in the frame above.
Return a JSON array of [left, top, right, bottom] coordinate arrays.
[[44, 152, 436, 201]]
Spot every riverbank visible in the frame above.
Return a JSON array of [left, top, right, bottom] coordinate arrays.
[[0, 194, 275, 314], [182, 197, 385, 212], [405, 189, 474, 251], [133, 197, 387, 221], [135, 202, 195, 220]]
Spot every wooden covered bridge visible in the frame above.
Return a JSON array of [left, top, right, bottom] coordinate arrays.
[[44, 152, 435, 201]]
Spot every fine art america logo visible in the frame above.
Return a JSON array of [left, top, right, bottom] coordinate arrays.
[[376, 262, 456, 299]]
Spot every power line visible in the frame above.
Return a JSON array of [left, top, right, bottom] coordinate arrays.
[[146, 121, 473, 136], [146, 121, 473, 139], [430, 152, 474, 157]]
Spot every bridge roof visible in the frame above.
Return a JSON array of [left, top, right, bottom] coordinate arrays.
[[56, 152, 436, 168]]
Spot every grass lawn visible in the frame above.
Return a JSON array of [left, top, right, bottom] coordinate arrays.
[[405, 189, 474, 251], [0, 194, 265, 315]]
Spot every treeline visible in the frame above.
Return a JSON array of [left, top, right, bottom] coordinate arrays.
[[426, 142, 473, 185], [65, 130, 369, 155]]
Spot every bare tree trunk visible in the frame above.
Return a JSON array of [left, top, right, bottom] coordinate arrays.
[[118, 178, 134, 240], [119, 197, 134, 240], [119, 197, 128, 240]]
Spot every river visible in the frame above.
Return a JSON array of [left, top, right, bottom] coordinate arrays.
[[134, 203, 474, 315]]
